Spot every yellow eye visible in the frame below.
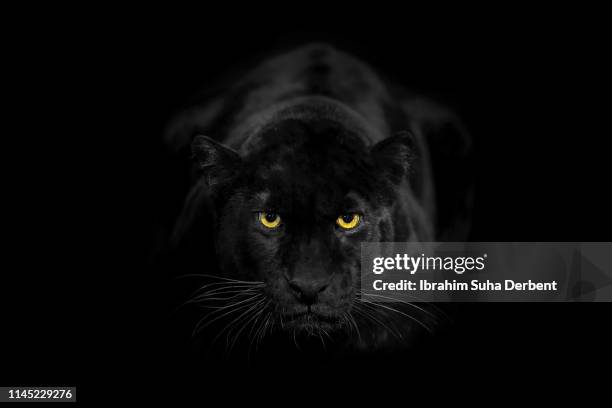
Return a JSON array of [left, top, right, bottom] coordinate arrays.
[[336, 214, 361, 230], [259, 212, 281, 229]]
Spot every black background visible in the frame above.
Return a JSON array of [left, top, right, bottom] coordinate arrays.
[[3, 8, 611, 404]]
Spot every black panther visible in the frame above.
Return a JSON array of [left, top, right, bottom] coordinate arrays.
[[164, 43, 473, 353]]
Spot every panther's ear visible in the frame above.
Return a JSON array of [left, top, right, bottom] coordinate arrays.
[[370, 131, 417, 185], [191, 135, 241, 189]]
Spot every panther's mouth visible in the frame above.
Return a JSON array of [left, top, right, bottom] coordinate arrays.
[[282, 311, 340, 330]]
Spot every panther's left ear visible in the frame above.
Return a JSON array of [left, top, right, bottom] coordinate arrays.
[[191, 135, 242, 190], [370, 131, 417, 185]]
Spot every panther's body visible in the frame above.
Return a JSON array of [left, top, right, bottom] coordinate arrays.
[[165, 44, 472, 352]]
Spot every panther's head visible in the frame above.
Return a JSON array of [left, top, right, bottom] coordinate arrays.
[[190, 118, 421, 337]]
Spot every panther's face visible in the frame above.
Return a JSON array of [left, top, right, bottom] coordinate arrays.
[[192, 119, 415, 335]]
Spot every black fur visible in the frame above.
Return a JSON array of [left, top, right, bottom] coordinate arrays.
[[165, 44, 472, 352]]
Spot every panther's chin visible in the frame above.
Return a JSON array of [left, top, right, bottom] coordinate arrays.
[[282, 311, 342, 332]]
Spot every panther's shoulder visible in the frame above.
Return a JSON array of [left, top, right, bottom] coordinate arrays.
[[164, 43, 394, 152]]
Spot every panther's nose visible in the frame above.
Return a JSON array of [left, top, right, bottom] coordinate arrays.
[[287, 277, 329, 306]]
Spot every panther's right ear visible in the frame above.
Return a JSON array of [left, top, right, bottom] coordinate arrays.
[[370, 131, 417, 186], [191, 135, 242, 189]]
